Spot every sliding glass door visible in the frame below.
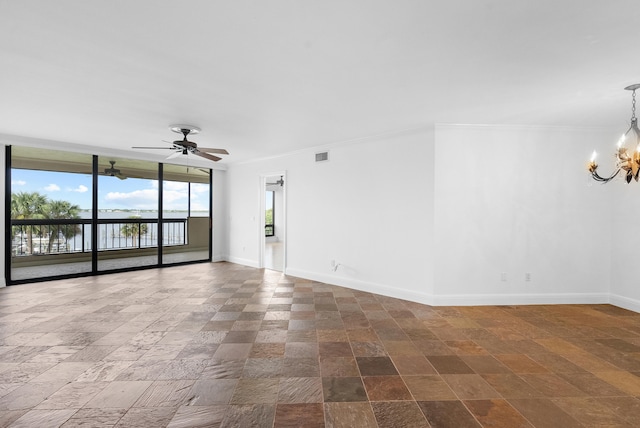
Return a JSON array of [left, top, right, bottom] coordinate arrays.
[[9, 147, 93, 281], [6, 146, 212, 284], [162, 164, 211, 265], [96, 156, 159, 272]]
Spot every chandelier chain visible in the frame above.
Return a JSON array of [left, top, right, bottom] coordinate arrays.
[[632, 89, 636, 122]]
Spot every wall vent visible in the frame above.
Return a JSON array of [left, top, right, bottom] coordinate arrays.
[[315, 151, 329, 162]]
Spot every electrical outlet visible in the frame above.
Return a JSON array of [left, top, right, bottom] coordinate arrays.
[[525, 272, 531, 282], [330, 259, 335, 269], [500, 272, 507, 282]]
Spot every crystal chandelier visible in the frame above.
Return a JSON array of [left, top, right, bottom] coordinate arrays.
[[588, 84, 640, 183]]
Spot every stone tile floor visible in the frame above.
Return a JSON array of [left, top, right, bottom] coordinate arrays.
[[0, 262, 639, 427]]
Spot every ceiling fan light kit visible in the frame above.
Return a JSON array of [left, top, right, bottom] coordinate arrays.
[[588, 83, 640, 183], [132, 124, 229, 163]]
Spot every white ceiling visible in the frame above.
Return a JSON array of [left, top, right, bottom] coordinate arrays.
[[1, 0, 639, 164]]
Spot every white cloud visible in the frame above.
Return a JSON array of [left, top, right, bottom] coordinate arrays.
[[163, 190, 188, 204], [44, 183, 61, 191], [71, 185, 88, 193], [192, 183, 209, 193], [105, 189, 157, 202], [105, 182, 208, 210], [12, 180, 26, 186], [164, 181, 188, 191]]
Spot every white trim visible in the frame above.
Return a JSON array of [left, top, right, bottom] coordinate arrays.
[[226, 256, 260, 268], [284, 268, 435, 306], [434, 123, 618, 133], [212, 254, 227, 263], [267, 267, 616, 308], [258, 176, 266, 269], [230, 126, 434, 166], [259, 171, 287, 273], [431, 293, 610, 307], [216, 260, 640, 312], [609, 294, 640, 313]]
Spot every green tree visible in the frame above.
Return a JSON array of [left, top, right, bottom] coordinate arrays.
[[44, 200, 81, 253], [120, 216, 149, 247], [11, 191, 48, 254]]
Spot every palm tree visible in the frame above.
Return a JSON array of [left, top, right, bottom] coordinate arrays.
[[120, 216, 149, 247], [11, 191, 48, 254], [44, 200, 81, 253]]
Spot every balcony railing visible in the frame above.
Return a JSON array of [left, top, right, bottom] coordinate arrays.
[[11, 218, 187, 256], [265, 224, 274, 237]]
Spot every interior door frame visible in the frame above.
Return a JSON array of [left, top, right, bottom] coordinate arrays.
[[259, 171, 287, 272]]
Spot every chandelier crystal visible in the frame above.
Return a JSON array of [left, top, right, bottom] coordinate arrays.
[[588, 83, 640, 183]]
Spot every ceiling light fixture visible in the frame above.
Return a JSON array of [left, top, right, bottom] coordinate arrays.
[[588, 84, 640, 183]]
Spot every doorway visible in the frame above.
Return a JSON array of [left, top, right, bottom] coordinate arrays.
[[261, 172, 286, 272]]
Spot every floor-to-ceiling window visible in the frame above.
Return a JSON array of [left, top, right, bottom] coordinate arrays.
[[9, 147, 93, 281], [162, 164, 211, 265], [97, 156, 159, 271], [6, 146, 212, 284]]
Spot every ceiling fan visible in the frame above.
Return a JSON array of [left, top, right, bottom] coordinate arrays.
[[132, 125, 229, 162], [267, 176, 284, 186], [104, 160, 127, 180]]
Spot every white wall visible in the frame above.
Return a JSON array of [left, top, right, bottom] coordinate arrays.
[[227, 128, 435, 302], [226, 124, 626, 308], [433, 124, 614, 305], [610, 176, 640, 312], [4, 126, 639, 312]]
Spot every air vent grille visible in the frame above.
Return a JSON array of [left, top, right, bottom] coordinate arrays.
[[315, 151, 329, 162]]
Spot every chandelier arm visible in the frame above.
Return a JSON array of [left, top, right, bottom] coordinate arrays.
[[621, 121, 638, 139], [591, 168, 621, 183]]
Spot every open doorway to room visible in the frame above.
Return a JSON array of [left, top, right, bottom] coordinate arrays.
[[261, 173, 286, 272]]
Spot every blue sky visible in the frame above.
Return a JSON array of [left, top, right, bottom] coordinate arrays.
[[11, 169, 209, 211]]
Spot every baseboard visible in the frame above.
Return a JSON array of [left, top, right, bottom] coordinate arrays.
[[431, 292, 610, 307], [283, 267, 613, 307], [226, 256, 260, 269], [212, 254, 227, 262], [217, 262, 637, 311], [609, 294, 640, 313], [284, 268, 435, 305]]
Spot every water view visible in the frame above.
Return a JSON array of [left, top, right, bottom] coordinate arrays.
[[12, 210, 209, 256]]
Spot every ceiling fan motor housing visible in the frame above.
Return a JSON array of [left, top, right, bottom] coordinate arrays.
[[132, 124, 226, 162]]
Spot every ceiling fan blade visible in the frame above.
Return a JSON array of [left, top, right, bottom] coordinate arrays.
[[195, 151, 222, 162], [166, 151, 182, 160], [197, 147, 229, 155], [115, 173, 127, 180], [132, 146, 174, 149]]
